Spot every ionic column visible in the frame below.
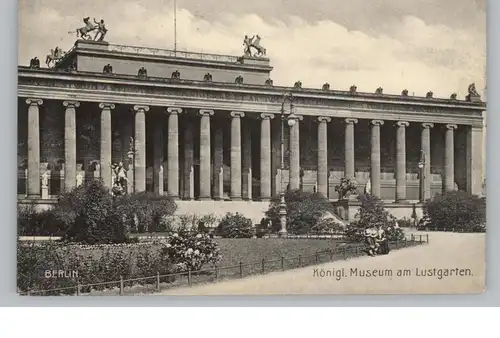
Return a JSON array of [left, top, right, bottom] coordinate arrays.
[[230, 111, 244, 200], [260, 113, 274, 201], [344, 118, 358, 179], [421, 123, 434, 200], [370, 120, 384, 198], [199, 109, 214, 200], [395, 121, 409, 202], [167, 107, 182, 199], [183, 121, 194, 200], [213, 124, 224, 200], [242, 121, 252, 200], [289, 115, 303, 190], [152, 117, 163, 195], [317, 117, 331, 197], [61, 101, 80, 191], [133, 105, 149, 192], [26, 99, 43, 198], [444, 124, 457, 192], [466, 125, 483, 196], [98, 103, 114, 190]]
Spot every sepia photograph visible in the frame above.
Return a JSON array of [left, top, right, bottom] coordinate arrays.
[[16, 0, 486, 296]]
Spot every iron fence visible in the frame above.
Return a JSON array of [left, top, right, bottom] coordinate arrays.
[[19, 234, 428, 296]]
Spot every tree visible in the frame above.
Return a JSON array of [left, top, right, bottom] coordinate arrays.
[[423, 191, 486, 231], [266, 189, 336, 234], [345, 194, 405, 242]]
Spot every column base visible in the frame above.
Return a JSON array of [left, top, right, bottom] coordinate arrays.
[[198, 197, 212, 201], [230, 197, 243, 201], [278, 230, 288, 238]]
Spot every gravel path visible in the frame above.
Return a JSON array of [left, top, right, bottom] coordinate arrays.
[[156, 231, 485, 295]]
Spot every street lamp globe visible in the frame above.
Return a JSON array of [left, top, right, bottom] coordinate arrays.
[[417, 162, 424, 169], [287, 118, 296, 127]]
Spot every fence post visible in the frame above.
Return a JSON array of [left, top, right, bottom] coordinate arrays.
[[330, 249, 334, 260], [76, 279, 81, 296], [156, 272, 160, 291], [315, 251, 319, 264], [343, 247, 347, 259], [298, 255, 302, 267], [395, 239, 399, 249], [281, 256, 284, 270], [119, 276, 124, 296], [188, 270, 192, 286], [239, 262, 243, 278], [261, 258, 265, 274], [426, 234, 429, 243], [214, 265, 218, 280]]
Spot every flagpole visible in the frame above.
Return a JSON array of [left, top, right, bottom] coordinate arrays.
[[174, 0, 177, 55]]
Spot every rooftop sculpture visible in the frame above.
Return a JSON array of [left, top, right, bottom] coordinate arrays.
[[243, 35, 266, 57], [71, 17, 108, 42]]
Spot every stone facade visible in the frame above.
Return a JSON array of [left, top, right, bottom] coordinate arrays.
[[17, 40, 485, 219]]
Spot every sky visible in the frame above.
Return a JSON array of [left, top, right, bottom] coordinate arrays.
[[18, 0, 486, 99]]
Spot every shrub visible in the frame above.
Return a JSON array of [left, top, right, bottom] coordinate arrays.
[[255, 218, 271, 238], [17, 231, 222, 294], [115, 191, 177, 233], [58, 180, 116, 244], [17, 240, 173, 295], [311, 218, 345, 234], [17, 204, 65, 237], [161, 232, 221, 271], [345, 194, 405, 242], [266, 190, 336, 234], [423, 191, 486, 231], [216, 213, 254, 238]]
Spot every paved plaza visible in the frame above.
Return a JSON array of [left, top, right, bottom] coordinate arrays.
[[157, 231, 485, 295]]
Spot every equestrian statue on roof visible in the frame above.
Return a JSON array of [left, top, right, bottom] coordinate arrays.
[[69, 16, 108, 41]]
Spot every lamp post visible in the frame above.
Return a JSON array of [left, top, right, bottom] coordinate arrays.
[[418, 150, 425, 202], [278, 93, 296, 237]]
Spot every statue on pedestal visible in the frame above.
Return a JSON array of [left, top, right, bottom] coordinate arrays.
[[111, 162, 129, 196], [466, 82, 481, 102]]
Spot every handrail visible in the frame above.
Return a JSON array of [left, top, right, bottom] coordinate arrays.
[[107, 44, 241, 63]]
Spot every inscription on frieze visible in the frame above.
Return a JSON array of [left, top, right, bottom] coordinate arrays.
[[19, 77, 478, 115]]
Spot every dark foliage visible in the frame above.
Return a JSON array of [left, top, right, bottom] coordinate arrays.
[[215, 213, 254, 238], [344, 194, 405, 243], [266, 190, 336, 234], [423, 191, 486, 231]]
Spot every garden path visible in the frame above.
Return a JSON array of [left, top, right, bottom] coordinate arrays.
[[156, 231, 485, 295]]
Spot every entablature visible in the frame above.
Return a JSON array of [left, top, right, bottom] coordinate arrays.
[[18, 67, 485, 127]]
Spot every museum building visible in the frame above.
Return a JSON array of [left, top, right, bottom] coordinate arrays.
[[17, 39, 486, 220]]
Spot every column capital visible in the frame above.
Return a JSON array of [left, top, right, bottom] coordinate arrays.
[[199, 109, 214, 116], [99, 103, 115, 110], [344, 118, 358, 125], [288, 114, 303, 121], [371, 119, 384, 126], [26, 98, 43, 106], [445, 124, 458, 130], [422, 122, 434, 129], [260, 113, 275, 120], [63, 100, 80, 108], [167, 107, 183, 114], [133, 105, 150, 112], [230, 111, 245, 118], [396, 121, 409, 128], [317, 116, 332, 123]]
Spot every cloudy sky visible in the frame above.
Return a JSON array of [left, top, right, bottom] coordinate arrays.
[[19, 0, 486, 99]]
